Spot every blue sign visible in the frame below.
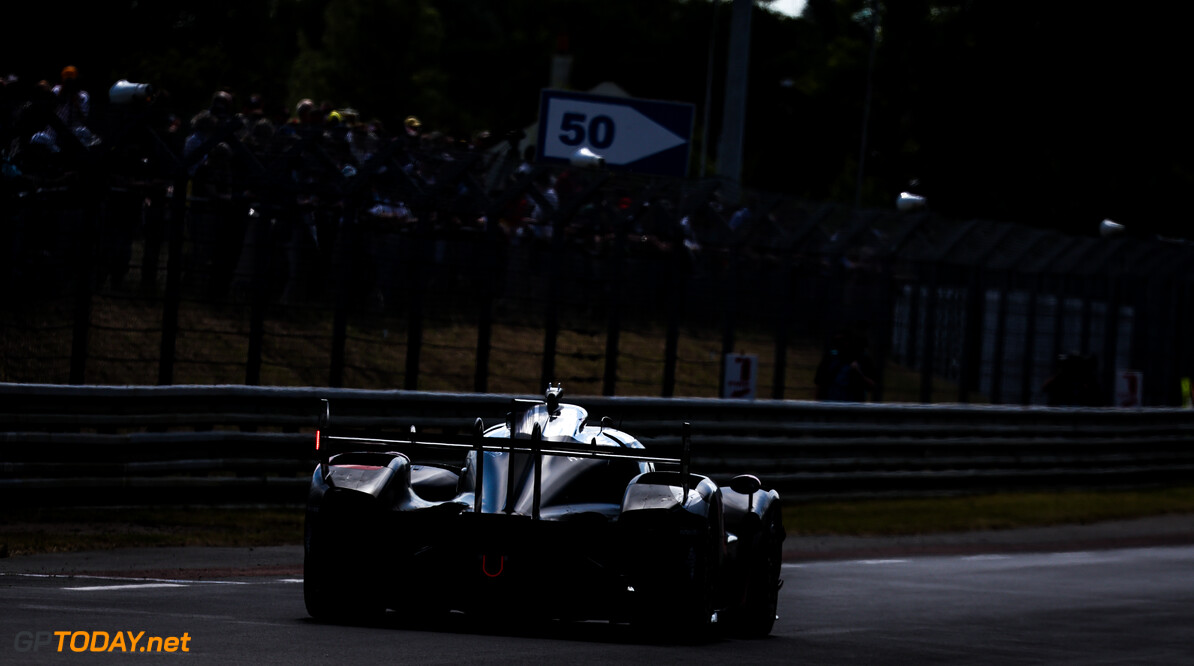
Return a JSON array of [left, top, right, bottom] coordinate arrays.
[[537, 90, 694, 178]]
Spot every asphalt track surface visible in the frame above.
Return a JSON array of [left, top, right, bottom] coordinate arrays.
[[2, 516, 1192, 664]]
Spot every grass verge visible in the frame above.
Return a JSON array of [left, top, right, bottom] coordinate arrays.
[[0, 507, 304, 558], [785, 486, 1194, 536]]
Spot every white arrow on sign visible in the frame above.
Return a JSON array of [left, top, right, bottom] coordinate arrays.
[[540, 98, 688, 166]]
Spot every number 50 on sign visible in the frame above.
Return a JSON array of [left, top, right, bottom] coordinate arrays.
[[536, 89, 694, 178]]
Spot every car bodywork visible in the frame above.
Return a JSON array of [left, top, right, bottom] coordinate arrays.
[[304, 387, 785, 637]]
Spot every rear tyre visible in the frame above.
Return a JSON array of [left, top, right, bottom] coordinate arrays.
[[629, 520, 718, 642], [303, 513, 385, 623], [724, 508, 783, 638], [673, 539, 716, 639]]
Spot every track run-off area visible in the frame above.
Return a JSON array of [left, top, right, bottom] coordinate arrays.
[[2, 541, 1191, 664]]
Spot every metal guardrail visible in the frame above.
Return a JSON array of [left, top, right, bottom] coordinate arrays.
[[1, 383, 1192, 505]]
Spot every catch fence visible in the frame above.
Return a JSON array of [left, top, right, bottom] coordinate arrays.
[[3, 99, 1192, 405]]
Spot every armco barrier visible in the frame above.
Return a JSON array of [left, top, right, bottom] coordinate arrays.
[[1, 383, 1192, 506]]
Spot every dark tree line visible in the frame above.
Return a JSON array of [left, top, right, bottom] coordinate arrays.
[[5, 1, 1192, 239]]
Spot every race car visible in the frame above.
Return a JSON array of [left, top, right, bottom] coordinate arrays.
[[304, 386, 785, 638]]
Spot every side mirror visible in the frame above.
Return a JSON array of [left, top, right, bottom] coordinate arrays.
[[729, 474, 762, 495], [730, 474, 762, 513], [317, 399, 330, 480]]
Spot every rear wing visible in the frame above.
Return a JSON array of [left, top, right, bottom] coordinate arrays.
[[315, 398, 694, 518]]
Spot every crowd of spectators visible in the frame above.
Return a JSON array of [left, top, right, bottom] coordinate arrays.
[[4, 69, 790, 321]]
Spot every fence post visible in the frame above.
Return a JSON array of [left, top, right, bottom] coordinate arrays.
[[404, 215, 429, 391], [662, 239, 686, 398], [1176, 277, 1192, 405], [663, 310, 681, 398], [1048, 274, 1063, 372], [956, 268, 984, 403], [1162, 277, 1181, 405], [69, 198, 99, 384], [158, 175, 188, 385], [540, 211, 563, 391], [602, 206, 628, 397], [869, 264, 893, 404], [989, 272, 1011, 404], [141, 189, 165, 289], [474, 221, 495, 393], [245, 210, 271, 386], [904, 277, 922, 371], [1099, 272, 1120, 406], [771, 258, 792, 400], [718, 243, 739, 397], [918, 264, 939, 403], [1020, 272, 1042, 405], [329, 209, 355, 389]]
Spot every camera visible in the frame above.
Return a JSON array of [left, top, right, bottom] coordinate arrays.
[[569, 147, 606, 169], [1099, 219, 1125, 237], [896, 191, 926, 212], [109, 80, 155, 105]]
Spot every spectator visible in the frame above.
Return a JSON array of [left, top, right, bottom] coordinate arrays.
[[404, 115, 422, 141], [246, 117, 276, 153], [280, 98, 318, 136], [52, 66, 91, 137], [349, 117, 383, 166], [727, 199, 753, 233], [321, 109, 355, 173], [527, 169, 558, 228], [209, 90, 234, 121], [183, 109, 219, 176], [14, 81, 67, 176], [1, 74, 21, 141], [242, 93, 266, 124]]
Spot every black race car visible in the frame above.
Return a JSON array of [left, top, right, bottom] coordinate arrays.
[[304, 386, 785, 637]]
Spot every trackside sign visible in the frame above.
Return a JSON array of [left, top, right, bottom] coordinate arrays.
[[723, 353, 758, 400], [536, 89, 694, 177]]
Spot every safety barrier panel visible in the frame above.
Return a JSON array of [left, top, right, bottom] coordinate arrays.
[[2, 383, 1191, 505]]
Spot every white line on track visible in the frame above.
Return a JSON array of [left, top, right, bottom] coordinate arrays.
[[2, 573, 247, 585], [16, 604, 286, 626], [783, 559, 912, 567], [64, 583, 186, 591]]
